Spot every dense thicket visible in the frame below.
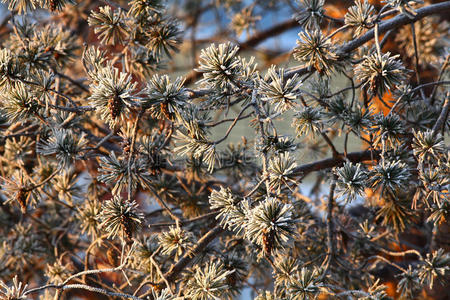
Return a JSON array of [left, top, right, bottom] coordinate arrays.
[[0, 0, 449, 299]]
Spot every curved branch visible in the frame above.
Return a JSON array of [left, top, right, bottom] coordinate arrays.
[[285, 1, 450, 79], [292, 150, 380, 177]]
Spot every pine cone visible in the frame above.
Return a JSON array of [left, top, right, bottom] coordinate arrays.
[[262, 229, 275, 257], [16, 188, 27, 214], [108, 95, 123, 120]]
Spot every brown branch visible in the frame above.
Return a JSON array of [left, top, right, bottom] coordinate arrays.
[[284, 1, 450, 80], [432, 96, 449, 136], [292, 150, 380, 177]]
